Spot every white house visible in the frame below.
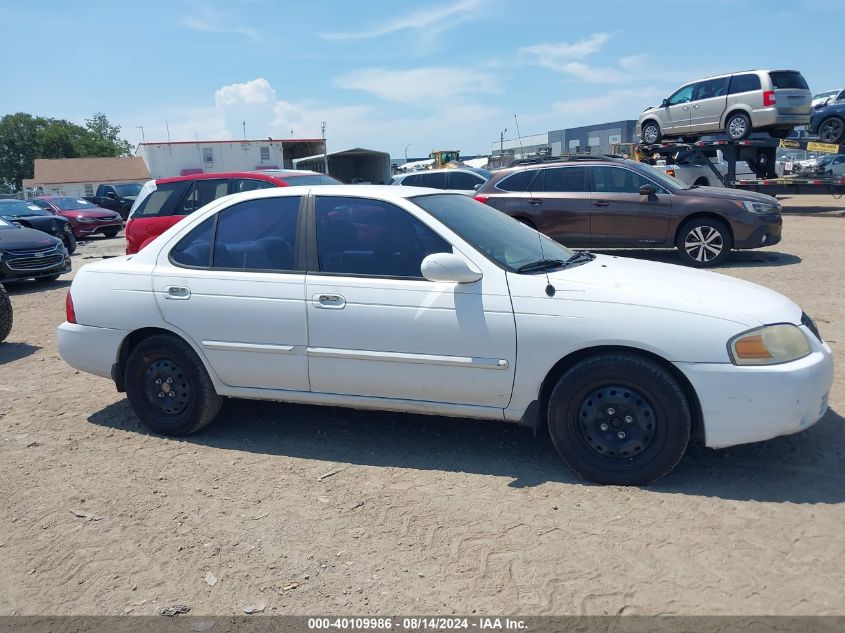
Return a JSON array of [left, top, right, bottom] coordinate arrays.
[[22, 157, 150, 198], [136, 138, 327, 179]]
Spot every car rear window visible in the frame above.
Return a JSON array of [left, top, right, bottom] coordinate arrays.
[[133, 182, 188, 217], [281, 174, 341, 186], [495, 170, 535, 192], [729, 74, 761, 94], [769, 71, 809, 90]]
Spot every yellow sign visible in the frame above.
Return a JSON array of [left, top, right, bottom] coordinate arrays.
[[806, 141, 840, 154], [778, 139, 801, 149]]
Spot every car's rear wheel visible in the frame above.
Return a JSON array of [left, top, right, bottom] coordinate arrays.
[[102, 228, 120, 238], [641, 121, 662, 144], [547, 352, 691, 485], [817, 116, 845, 144], [0, 284, 12, 343], [62, 226, 77, 254], [768, 127, 793, 139], [125, 334, 222, 436], [725, 112, 752, 140], [676, 217, 732, 267]]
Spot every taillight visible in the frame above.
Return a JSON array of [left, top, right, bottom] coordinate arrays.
[[66, 291, 76, 324], [763, 90, 776, 106], [473, 195, 490, 204], [666, 169, 676, 177]]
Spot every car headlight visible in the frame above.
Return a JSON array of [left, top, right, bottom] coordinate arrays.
[[729, 324, 812, 366], [735, 200, 778, 215], [76, 215, 95, 222]]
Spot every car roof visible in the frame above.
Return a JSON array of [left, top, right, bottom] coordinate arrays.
[[217, 184, 459, 203]]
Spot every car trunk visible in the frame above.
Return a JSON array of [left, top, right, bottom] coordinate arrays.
[[769, 71, 811, 115]]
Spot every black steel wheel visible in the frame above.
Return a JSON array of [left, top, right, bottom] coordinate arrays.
[[0, 283, 12, 342], [725, 112, 752, 140], [125, 334, 222, 435], [62, 226, 77, 254], [641, 121, 662, 144], [547, 353, 691, 485], [818, 117, 845, 144], [676, 217, 732, 267]]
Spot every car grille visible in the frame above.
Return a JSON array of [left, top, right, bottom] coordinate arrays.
[[4, 245, 64, 272]]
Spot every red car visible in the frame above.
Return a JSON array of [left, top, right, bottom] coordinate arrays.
[[124, 170, 341, 254], [30, 196, 124, 240]]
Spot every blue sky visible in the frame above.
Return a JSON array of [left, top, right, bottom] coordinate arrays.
[[1, 0, 842, 157]]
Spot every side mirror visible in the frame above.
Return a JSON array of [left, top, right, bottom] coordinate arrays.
[[639, 184, 657, 196], [473, 183, 482, 191], [420, 252, 482, 284], [106, 191, 118, 199], [661, 98, 669, 108]]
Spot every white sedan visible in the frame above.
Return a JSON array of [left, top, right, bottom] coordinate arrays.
[[58, 186, 833, 485]]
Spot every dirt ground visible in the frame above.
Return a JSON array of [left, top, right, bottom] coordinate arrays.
[[1, 213, 843, 617]]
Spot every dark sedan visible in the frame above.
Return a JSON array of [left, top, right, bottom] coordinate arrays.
[[810, 101, 845, 144], [0, 199, 77, 253], [0, 216, 71, 283]]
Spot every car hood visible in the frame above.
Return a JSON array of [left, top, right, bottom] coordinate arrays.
[[515, 254, 800, 327], [675, 185, 779, 205], [0, 224, 63, 250], [66, 209, 121, 219]]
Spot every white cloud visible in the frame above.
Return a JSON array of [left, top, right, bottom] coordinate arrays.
[[320, 0, 484, 41], [183, 6, 260, 41], [335, 67, 499, 104], [520, 33, 610, 64]]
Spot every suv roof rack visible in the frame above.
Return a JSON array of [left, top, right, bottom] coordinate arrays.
[[507, 154, 623, 167]]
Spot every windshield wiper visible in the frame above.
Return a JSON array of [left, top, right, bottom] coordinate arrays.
[[516, 259, 568, 273], [564, 251, 596, 264]]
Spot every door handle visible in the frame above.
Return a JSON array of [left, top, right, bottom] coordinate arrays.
[[682, 106, 689, 111], [692, 104, 701, 109], [165, 285, 191, 299], [529, 199, 543, 206], [313, 293, 346, 309], [592, 200, 610, 207]]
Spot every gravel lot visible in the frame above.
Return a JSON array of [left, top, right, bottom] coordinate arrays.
[[1, 214, 843, 616]]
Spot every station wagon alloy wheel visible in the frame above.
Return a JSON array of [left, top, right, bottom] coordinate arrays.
[[684, 226, 724, 263]]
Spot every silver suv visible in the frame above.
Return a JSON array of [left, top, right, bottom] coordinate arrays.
[[637, 70, 811, 143], [391, 168, 491, 195]]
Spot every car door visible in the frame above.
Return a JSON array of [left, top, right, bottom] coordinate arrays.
[[664, 84, 694, 134], [447, 170, 486, 194], [690, 77, 729, 132], [524, 166, 591, 246], [588, 165, 672, 247], [415, 172, 449, 190], [305, 194, 515, 407], [152, 195, 309, 391]]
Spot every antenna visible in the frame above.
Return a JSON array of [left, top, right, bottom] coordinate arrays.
[[515, 114, 555, 297], [166, 121, 172, 156]]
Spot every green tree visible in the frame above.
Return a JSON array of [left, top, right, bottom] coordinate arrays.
[[80, 113, 134, 157]]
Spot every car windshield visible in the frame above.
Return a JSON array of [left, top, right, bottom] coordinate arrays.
[[0, 201, 52, 217], [411, 193, 574, 273], [282, 174, 342, 186], [114, 184, 142, 197], [49, 197, 99, 210], [635, 163, 691, 190], [0, 217, 12, 228]]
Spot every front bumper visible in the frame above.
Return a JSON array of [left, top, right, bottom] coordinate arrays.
[[734, 218, 783, 249], [58, 322, 127, 379], [74, 220, 123, 237], [675, 332, 833, 448]]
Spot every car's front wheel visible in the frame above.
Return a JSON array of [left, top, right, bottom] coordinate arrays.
[[725, 112, 752, 140], [641, 121, 662, 144], [817, 116, 845, 144], [62, 226, 77, 254], [0, 284, 12, 343], [676, 217, 732, 267], [547, 353, 691, 486], [125, 334, 222, 436]]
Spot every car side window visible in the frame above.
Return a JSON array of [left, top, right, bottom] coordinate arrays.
[[134, 182, 187, 217], [178, 179, 229, 216], [668, 85, 694, 105], [400, 174, 419, 186], [231, 178, 276, 193], [591, 167, 664, 194], [693, 77, 729, 101], [416, 172, 449, 189], [538, 167, 588, 192], [449, 171, 485, 190], [729, 74, 761, 94], [495, 169, 535, 192], [170, 217, 214, 267], [315, 196, 451, 278], [212, 197, 301, 271]]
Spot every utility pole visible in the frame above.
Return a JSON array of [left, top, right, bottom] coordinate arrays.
[[242, 120, 246, 140], [500, 127, 508, 167], [136, 125, 145, 145], [404, 144, 411, 163]]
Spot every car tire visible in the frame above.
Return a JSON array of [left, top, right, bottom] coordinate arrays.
[[693, 177, 709, 187], [547, 352, 691, 486], [0, 284, 12, 343], [676, 217, 732, 267], [725, 112, 752, 140], [62, 228, 77, 254], [102, 228, 120, 238], [35, 274, 62, 283], [125, 334, 223, 436], [641, 121, 662, 144], [817, 116, 845, 144], [768, 127, 793, 139]]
